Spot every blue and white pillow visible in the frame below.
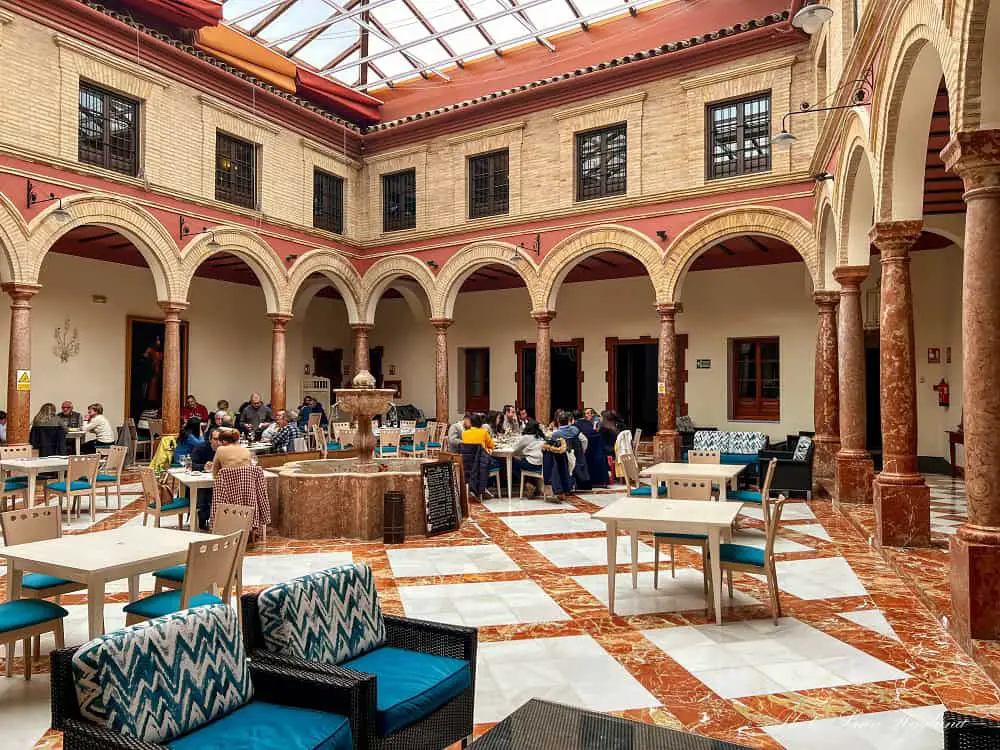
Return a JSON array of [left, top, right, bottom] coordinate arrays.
[[693, 431, 725, 451], [258, 563, 386, 666], [72, 604, 252, 744], [793, 435, 813, 461], [728, 432, 768, 454]]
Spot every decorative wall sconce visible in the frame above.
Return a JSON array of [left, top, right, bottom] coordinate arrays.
[[814, 172, 835, 182], [206, 232, 221, 251], [53, 317, 80, 363], [27, 180, 70, 221], [518, 233, 541, 257], [426, 259, 439, 269], [791, 0, 834, 34], [656, 230, 669, 242], [388, 364, 397, 376], [91, 295, 107, 304], [286, 254, 299, 263], [774, 73, 872, 148]]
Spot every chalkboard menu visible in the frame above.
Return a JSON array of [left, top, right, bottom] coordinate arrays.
[[422, 461, 461, 535]]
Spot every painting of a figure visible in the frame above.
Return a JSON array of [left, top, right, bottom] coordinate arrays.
[[125, 317, 188, 421]]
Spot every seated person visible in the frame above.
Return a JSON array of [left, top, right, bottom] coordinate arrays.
[[269, 409, 302, 453], [500, 404, 520, 436], [260, 421, 279, 443], [81, 403, 115, 454], [510, 420, 545, 496], [204, 410, 228, 443], [238, 392, 274, 435], [189, 430, 219, 531], [180, 394, 209, 424], [29, 403, 67, 458], [172, 417, 204, 465], [551, 412, 580, 476], [58, 401, 82, 430], [462, 413, 495, 452], [216, 399, 232, 418], [298, 395, 328, 427], [212, 428, 251, 476], [447, 413, 472, 453]]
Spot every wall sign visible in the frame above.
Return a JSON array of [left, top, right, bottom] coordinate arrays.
[[928, 347, 941, 364], [696, 359, 712, 369], [422, 461, 461, 536], [15, 369, 30, 391], [656, 382, 666, 395]]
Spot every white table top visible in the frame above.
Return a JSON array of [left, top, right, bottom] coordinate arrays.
[[169, 467, 277, 489], [640, 462, 747, 479], [592, 497, 742, 528], [3, 526, 220, 574], [0, 456, 70, 470]]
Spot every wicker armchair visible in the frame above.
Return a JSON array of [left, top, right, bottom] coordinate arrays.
[[945, 711, 1000, 749]]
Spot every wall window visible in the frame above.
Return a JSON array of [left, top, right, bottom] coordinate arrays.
[[313, 169, 344, 233], [468, 149, 509, 219], [575, 123, 627, 201], [706, 93, 771, 180], [382, 168, 416, 232], [215, 131, 257, 209], [730, 337, 780, 421], [78, 82, 140, 176]]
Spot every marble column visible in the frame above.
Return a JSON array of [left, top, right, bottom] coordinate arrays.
[[532, 310, 555, 424], [160, 302, 187, 435], [3, 284, 39, 445], [942, 129, 1000, 639], [870, 220, 930, 546], [351, 323, 373, 375], [812, 291, 841, 497], [833, 266, 874, 504], [431, 318, 452, 422], [269, 314, 291, 413], [653, 303, 681, 463]]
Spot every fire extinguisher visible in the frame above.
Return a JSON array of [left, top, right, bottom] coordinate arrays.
[[934, 378, 950, 408]]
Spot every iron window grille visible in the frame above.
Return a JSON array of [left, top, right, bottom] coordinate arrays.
[[706, 93, 771, 180], [382, 169, 416, 232], [575, 123, 627, 202], [313, 169, 345, 234], [215, 131, 258, 209], [468, 149, 510, 219], [78, 82, 140, 176]]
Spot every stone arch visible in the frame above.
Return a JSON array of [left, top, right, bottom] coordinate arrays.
[[0, 192, 28, 285], [178, 227, 286, 315], [663, 207, 819, 301], [286, 249, 363, 324], [816, 193, 839, 290], [360, 255, 437, 325], [955, 0, 1000, 130], [537, 225, 665, 311], [836, 137, 878, 266], [433, 241, 541, 319], [28, 193, 178, 300]]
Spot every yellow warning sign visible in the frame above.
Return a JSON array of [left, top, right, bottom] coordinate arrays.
[[15, 369, 30, 391]]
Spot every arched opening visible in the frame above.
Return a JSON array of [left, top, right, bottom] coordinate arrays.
[[845, 148, 877, 265], [980, 0, 1000, 128], [369, 273, 433, 414]]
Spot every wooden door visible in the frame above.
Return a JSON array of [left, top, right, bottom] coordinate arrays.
[[464, 348, 490, 412]]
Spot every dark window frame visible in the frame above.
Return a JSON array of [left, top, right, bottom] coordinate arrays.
[[215, 131, 258, 209], [313, 168, 345, 234], [467, 149, 510, 219], [729, 336, 780, 421], [705, 92, 772, 181], [382, 168, 417, 232], [78, 81, 141, 176], [574, 123, 628, 202]]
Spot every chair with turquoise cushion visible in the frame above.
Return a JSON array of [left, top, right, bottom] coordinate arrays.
[[241, 563, 477, 750], [125, 530, 243, 626], [726, 457, 778, 511], [1, 598, 67, 679], [0, 506, 87, 602], [487, 465, 503, 498], [619, 453, 666, 498], [375, 428, 401, 458], [45, 454, 100, 524], [400, 428, 428, 458], [652, 478, 714, 591], [51, 603, 363, 749], [95, 445, 129, 511], [140, 467, 189, 529], [1, 445, 32, 512]]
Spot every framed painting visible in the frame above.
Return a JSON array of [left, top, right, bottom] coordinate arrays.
[[125, 316, 189, 422]]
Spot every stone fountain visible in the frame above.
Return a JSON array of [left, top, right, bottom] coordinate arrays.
[[274, 370, 430, 541]]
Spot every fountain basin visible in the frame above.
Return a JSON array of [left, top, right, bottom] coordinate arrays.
[[276, 457, 429, 540]]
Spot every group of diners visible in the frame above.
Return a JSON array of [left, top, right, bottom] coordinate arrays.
[[21, 400, 115, 456]]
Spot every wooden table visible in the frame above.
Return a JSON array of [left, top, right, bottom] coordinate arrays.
[[948, 430, 964, 477], [592, 497, 742, 625], [168, 468, 277, 530], [493, 445, 515, 499], [4, 526, 220, 639], [0, 456, 69, 508], [640, 461, 748, 493]]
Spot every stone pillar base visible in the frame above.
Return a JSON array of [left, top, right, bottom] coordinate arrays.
[[653, 431, 680, 463], [873, 475, 931, 547], [811, 436, 840, 498], [950, 533, 1000, 640], [835, 452, 874, 504]]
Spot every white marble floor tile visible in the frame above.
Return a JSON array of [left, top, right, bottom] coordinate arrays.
[[643, 617, 908, 698], [575, 492, 625, 508], [500, 512, 605, 537], [387, 544, 519, 577], [749, 557, 867, 600], [740, 502, 817, 521], [764, 704, 945, 749], [573, 570, 759, 616], [475, 635, 660, 724], [785, 523, 833, 541], [398, 579, 569, 627], [48, 602, 129, 648], [529, 536, 654, 569], [242, 551, 353, 586], [838, 609, 901, 641], [685, 528, 812, 555], [482, 497, 575, 513], [0, 673, 54, 750]]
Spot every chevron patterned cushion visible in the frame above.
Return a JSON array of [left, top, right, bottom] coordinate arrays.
[[72, 604, 253, 744], [793, 435, 813, 461], [692, 431, 725, 451], [257, 563, 385, 666], [727, 432, 769, 454]]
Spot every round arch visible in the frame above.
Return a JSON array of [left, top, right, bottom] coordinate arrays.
[[286, 249, 363, 324], [817, 200, 840, 289], [178, 227, 287, 315], [837, 139, 878, 266], [955, 0, 1000, 130], [663, 206, 819, 301], [433, 241, 541, 319], [28, 193, 178, 300], [537, 225, 665, 311], [0, 192, 28, 285], [360, 255, 437, 325]]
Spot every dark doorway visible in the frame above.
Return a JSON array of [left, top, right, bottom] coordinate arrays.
[[515, 340, 584, 421], [313, 347, 343, 389], [370, 346, 384, 388], [864, 340, 882, 454], [613, 343, 658, 434], [465, 348, 490, 411]]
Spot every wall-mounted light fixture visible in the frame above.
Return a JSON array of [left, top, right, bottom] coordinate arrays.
[[791, 0, 834, 35], [285, 254, 299, 263], [426, 259, 438, 269], [91, 294, 107, 304], [518, 233, 541, 257], [26, 180, 70, 221], [656, 230, 669, 242], [179, 216, 212, 240], [206, 232, 222, 252], [814, 172, 835, 182], [774, 73, 872, 148]]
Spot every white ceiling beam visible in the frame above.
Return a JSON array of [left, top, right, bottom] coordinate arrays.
[[496, 0, 556, 51]]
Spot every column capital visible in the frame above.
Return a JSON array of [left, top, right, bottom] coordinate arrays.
[[832, 265, 869, 290], [430, 317, 453, 332], [2, 282, 41, 304], [531, 310, 556, 325], [655, 302, 682, 320], [158, 301, 188, 319], [941, 129, 1000, 194], [869, 220, 923, 260], [268, 313, 292, 330], [350, 323, 374, 333], [813, 290, 840, 309]]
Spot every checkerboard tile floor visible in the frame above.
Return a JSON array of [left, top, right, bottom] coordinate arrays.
[[8, 476, 999, 750]]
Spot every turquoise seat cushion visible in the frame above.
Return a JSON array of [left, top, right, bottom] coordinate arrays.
[[47, 480, 92, 492], [22, 572, 75, 590], [4, 476, 28, 487], [727, 490, 762, 504], [720, 454, 754, 465], [326, 442, 343, 451], [718, 543, 765, 567], [376, 446, 397, 454], [149, 497, 189, 512], [167, 701, 351, 750], [123, 591, 223, 620], [488, 468, 500, 476], [654, 532, 706, 541], [629, 485, 667, 498], [96, 474, 118, 482], [153, 565, 187, 583], [0, 599, 68, 634], [342, 646, 471, 736], [257, 563, 385, 666], [73, 604, 252, 744], [427, 442, 441, 448], [403, 443, 426, 452]]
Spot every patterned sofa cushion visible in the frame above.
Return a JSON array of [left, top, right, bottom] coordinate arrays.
[[258, 563, 386, 666], [693, 431, 767, 455], [676, 415, 695, 433], [693, 431, 725, 451], [793, 435, 813, 461], [72, 604, 252, 744]]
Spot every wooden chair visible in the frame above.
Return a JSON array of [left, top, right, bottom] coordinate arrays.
[[727, 457, 778, 507], [0, 444, 31, 512], [312, 425, 328, 457], [331, 421, 351, 442], [128, 418, 150, 463], [518, 465, 551, 501], [688, 450, 721, 464], [139, 467, 188, 528], [653, 478, 714, 589], [376, 427, 401, 457], [427, 422, 447, 458], [2, 599, 66, 680], [633, 428, 643, 450], [123, 530, 242, 625], [95, 445, 128, 511], [307, 412, 322, 429], [44, 455, 99, 523], [619, 453, 663, 498], [399, 419, 417, 435], [401, 427, 429, 457]]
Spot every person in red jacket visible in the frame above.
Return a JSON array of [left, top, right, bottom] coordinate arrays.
[[181, 394, 209, 425]]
